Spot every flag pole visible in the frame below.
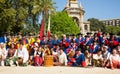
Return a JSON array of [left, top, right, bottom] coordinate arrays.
[[47, 15, 51, 39]]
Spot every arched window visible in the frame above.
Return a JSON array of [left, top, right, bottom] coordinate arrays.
[[84, 25, 88, 30], [72, 17, 79, 26]]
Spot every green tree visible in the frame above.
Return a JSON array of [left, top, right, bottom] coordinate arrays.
[[88, 18, 106, 32], [0, 0, 56, 34], [0, 0, 16, 32], [32, 0, 56, 34], [106, 26, 120, 35], [0, 0, 28, 33], [11, 0, 28, 33], [50, 12, 80, 36]]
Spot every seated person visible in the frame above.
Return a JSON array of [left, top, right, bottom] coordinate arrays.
[[29, 42, 39, 65], [34, 46, 43, 66], [51, 44, 60, 62], [5, 43, 17, 66], [108, 49, 120, 69], [101, 46, 110, 67], [53, 48, 67, 66], [14, 42, 29, 66], [92, 50, 103, 67], [68, 48, 86, 67], [84, 49, 92, 66], [0, 43, 7, 66]]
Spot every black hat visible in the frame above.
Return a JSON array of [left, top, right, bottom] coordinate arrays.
[[36, 36, 40, 38], [77, 33, 83, 36], [2, 32, 7, 34], [29, 33, 33, 36], [17, 32, 21, 35], [94, 33, 97, 35], [84, 35, 90, 38], [76, 48, 81, 51], [42, 35, 46, 37], [102, 32, 107, 35], [117, 32, 120, 36], [10, 33, 14, 36], [109, 33, 114, 36], [66, 34, 71, 36], [86, 32, 92, 35], [22, 34, 26, 37], [71, 34, 76, 36], [93, 40, 97, 43]]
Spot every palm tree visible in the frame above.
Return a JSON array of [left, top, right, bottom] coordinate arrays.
[[32, 0, 56, 35]]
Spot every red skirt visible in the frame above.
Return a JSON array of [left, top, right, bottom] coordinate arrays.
[[34, 56, 43, 66]]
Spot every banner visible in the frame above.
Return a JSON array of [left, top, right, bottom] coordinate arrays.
[[39, 17, 44, 40]]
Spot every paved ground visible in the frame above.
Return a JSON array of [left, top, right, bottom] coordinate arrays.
[[0, 66, 120, 74]]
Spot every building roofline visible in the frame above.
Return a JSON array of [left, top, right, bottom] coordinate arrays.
[[100, 18, 120, 21]]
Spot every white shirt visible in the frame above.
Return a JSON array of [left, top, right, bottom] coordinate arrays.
[[58, 52, 67, 66], [102, 51, 110, 60], [93, 54, 103, 60], [0, 48, 7, 58], [15, 46, 29, 63], [109, 54, 120, 64]]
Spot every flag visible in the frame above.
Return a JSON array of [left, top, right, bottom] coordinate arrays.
[[39, 17, 44, 40], [47, 15, 51, 38]]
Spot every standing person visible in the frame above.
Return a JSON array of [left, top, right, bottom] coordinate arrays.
[[21, 35, 28, 48], [27, 33, 35, 52], [52, 34, 61, 45], [108, 34, 119, 50], [99, 32, 109, 45], [0, 32, 8, 43], [8, 34, 17, 47], [116, 35, 120, 44], [35, 36, 40, 46], [77, 33, 85, 48], [14, 41, 29, 66], [72, 34, 77, 43], [47, 35, 53, 49], [84, 35, 93, 46], [40, 35, 48, 46], [90, 41, 100, 54], [61, 34, 69, 53], [53, 48, 68, 66], [0, 43, 7, 66], [27, 33, 35, 46], [67, 34, 72, 43], [93, 33, 99, 43]]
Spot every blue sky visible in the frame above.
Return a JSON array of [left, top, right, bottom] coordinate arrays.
[[53, 0, 120, 20]]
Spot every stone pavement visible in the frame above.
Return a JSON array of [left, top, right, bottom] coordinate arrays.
[[0, 66, 120, 74]]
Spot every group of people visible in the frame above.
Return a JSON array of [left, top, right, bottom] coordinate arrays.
[[0, 31, 120, 69]]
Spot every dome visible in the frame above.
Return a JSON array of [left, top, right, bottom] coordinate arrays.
[[69, 0, 76, 1]]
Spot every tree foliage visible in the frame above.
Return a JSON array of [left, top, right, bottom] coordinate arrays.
[[88, 18, 106, 32], [106, 26, 120, 35], [50, 12, 80, 36], [32, 0, 56, 34], [0, 0, 55, 33]]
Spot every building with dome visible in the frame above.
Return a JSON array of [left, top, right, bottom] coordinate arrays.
[[63, 0, 90, 34]]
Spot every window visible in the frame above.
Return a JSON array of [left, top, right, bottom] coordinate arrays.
[[84, 25, 88, 30]]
